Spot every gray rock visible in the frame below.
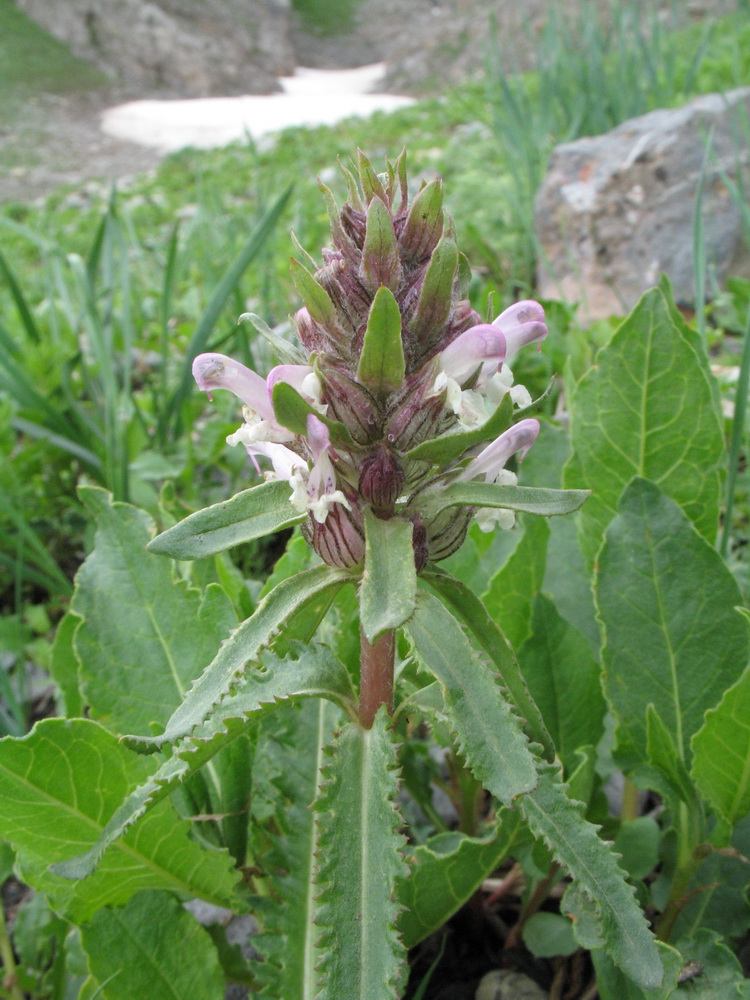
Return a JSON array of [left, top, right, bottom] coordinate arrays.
[[535, 88, 750, 322], [15, 0, 295, 96], [475, 969, 548, 1000]]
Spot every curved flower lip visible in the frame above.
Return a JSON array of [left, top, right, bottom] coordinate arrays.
[[193, 353, 275, 423], [492, 300, 547, 356], [266, 364, 320, 405], [439, 324, 508, 384], [458, 418, 540, 483]]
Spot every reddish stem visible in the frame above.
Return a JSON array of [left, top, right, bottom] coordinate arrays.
[[359, 627, 395, 728]]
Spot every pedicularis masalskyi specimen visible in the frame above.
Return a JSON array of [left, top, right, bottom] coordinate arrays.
[[192, 150, 551, 726]]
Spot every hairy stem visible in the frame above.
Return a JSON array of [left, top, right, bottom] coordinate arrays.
[[359, 628, 395, 728]]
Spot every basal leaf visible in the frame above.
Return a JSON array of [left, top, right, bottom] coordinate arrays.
[[597, 479, 749, 767], [314, 710, 408, 999], [360, 510, 417, 644], [692, 663, 750, 827], [405, 591, 539, 805], [73, 487, 237, 736], [81, 890, 224, 1000], [126, 563, 352, 750], [518, 595, 606, 773], [563, 286, 724, 569], [482, 516, 549, 649], [421, 567, 554, 762], [147, 480, 305, 559], [418, 482, 590, 519], [397, 814, 523, 948], [520, 764, 663, 989], [52, 643, 356, 881], [0, 719, 244, 922]]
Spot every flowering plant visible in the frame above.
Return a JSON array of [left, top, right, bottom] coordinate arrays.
[[9, 151, 749, 999]]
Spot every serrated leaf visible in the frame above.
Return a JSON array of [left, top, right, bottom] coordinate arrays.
[[404, 394, 513, 466], [597, 479, 750, 767], [314, 710, 408, 999], [420, 567, 554, 762], [591, 941, 682, 1000], [72, 487, 237, 736], [563, 286, 724, 569], [356, 286, 405, 395], [81, 890, 224, 1000], [147, 480, 305, 559], [519, 764, 663, 989], [482, 516, 549, 649], [405, 591, 539, 805], [250, 699, 340, 998], [418, 481, 590, 519], [518, 595, 606, 772], [692, 663, 750, 827], [52, 643, 356, 881], [397, 814, 522, 948], [0, 719, 244, 921], [126, 563, 351, 750], [271, 379, 355, 449], [360, 511, 416, 644]]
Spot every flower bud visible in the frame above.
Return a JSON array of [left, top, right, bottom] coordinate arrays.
[[358, 446, 405, 512], [302, 490, 365, 568]]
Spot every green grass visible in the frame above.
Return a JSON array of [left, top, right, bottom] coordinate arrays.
[[0, 0, 107, 117]]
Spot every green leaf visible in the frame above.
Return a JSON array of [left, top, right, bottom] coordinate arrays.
[[692, 663, 750, 827], [270, 379, 355, 449], [405, 591, 539, 805], [314, 710, 408, 999], [597, 479, 750, 767], [238, 311, 305, 366], [51, 644, 356, 881], [49, 610, 83, 718], [250, 699, 340, 998], [519, 764, 663, 989], [411, 235, 458, 342], [591, 941, 682, 1000], [126, 563, 351, 750], [641, 706, 701, 820], [420, 567, 555, 761], [522, 912, 578, 958], [403, 394, 513, 467], [290, 257, 339, 330], [397, 815, 522, 948], [563, 286, 724, 569], [72, 487, 237, 737], [148, 481, 304, 560], [418, 481, 590, 519], [81, 891, 224, 1000], [361, 199, 401, 293], [399, 178, 444, 262], [614, 817, 661, 882], [518, 595, 606, 772], [356, 286, 405, 395], [360, 511, 417, 644], [482, 516, 549, 649], [0, 719, 243, 921]]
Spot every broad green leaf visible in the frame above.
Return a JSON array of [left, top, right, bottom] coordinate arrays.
[[692, 663, 750, 827], [613, 817, 661, 882], [418, 481, 590, 519], [52, 643, 356, 881], [519, 764, 663, 989], [421, 567, 554, 761], [250, 699, 340, 999], [482, 516, 549, 649], [397, 814, 522, 948], [126, 563, 351, 750], [49, 610, 83, 718], [406, 591, 539, 805], [673, 929, 750, 999], [597, 479, 749, 767], [147, 480, 305, 559], [72, 487, 237, 736], [523, 912, 578, 958], [404, 395, 512, 467], [81, 890, 224, 1000], [270, 380, 355, 449], [591, 941, 681, 1000], [360, 511, 416, 644], [0, 719, 243, 921], [314, 710, 408, 999], [518, 595, 606, 772], [357, 286, 404, 394], [564, 286, 724, 568]]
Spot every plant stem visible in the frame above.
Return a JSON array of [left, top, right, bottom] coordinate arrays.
[[654, 802, 701, 941], [0, 904, 23, 1000], [619, 776, 640, 822], [359, 627, 395, 729]]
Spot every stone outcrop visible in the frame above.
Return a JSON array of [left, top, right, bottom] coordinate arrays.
[[14, 0, 295, 96], [535, 87, 750, 322]]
